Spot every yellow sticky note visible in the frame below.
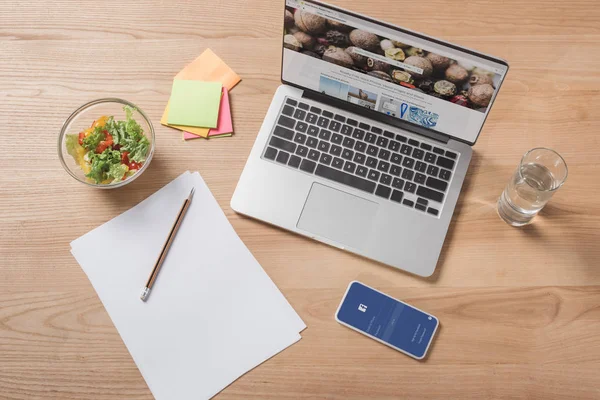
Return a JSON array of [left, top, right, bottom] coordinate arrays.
[[162, 49, 241, 137]]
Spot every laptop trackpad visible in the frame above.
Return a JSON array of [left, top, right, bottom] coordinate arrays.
[[297, 183, 378, 251]]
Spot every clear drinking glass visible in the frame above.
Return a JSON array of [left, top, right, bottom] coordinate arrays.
[[497, 148, 568, 226]]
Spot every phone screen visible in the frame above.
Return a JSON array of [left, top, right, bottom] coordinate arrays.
[[336, 281, 439, 359]]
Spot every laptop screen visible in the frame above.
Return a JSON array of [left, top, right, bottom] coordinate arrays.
[[281, 0, 508, 144]]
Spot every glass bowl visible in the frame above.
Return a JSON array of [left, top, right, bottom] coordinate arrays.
[[58, 98, 155, 189]]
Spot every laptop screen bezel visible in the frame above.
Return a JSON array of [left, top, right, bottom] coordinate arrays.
[[279, 0, 509, 146]]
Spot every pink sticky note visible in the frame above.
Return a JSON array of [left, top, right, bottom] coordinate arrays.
[[183, 88, 232, 140]]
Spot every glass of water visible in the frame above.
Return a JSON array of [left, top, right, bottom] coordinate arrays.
[[497, 148, 568, 226]]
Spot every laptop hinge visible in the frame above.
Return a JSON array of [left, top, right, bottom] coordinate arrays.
[[302, 90, 451, 144]]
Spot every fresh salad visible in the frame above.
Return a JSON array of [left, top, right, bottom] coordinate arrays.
[[65, 106, 150, 184]]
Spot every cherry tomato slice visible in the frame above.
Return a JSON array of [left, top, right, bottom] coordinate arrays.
[[128, 161, 142, 170], [121, 151, 129, 165], [78, 131, 85, 145]]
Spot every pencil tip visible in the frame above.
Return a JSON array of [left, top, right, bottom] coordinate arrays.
[[189, 187, 195, 199]]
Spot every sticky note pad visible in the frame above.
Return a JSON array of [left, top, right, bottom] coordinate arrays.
[[167, 80, 222, 128], [161, 100, 210, 137], [183, 89, 233, 140], [176, 49, 241, 91]]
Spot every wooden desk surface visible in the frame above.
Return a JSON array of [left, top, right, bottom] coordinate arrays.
[[1, 0, 599, 398]]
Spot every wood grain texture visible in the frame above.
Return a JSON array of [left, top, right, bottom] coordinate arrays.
[[1, 0, 599, 399]]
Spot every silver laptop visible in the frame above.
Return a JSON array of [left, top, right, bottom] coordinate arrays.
[[231, 0, 508, 277]]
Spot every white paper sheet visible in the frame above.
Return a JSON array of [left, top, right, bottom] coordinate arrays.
[[71, 171, 305, 399]]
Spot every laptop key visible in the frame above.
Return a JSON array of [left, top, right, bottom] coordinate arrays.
[[416, 186, 444, 202], [330, 145, 342, 156], [375, 185, 391, 199], [366, 157, 377, 168], [365, 132, 377, 143], [317, 117, 330, 128], [315, 164, 376, 193], [306, 137, 318, 148], [299, 158, 316, 173], [342, 137, 355, 148], [413, 148, 424, 160], [415, 203, 427, 212], [367, 145, 378, 156], [415, 161, 427, 173], [376, 136, 389, 147], [356, 165, 368, 177], [446, 151, 457, 159], [276, 151, 290, 164], [372, 127, 383, 134], [424, 152, 436, 163], [388, 140, 400, 152], [391, 190, 404, 203], [390, 153, 402, 165], [308, 149, 320, 161], [342, 149, 354, 160], [307, 125, 319, 136], [274, 125, 294, 140], [318, 140, 330, 152], [264, 146, 277, 160], [377, 160, 390, 173], [427, 165, 440, 177], [400, 144, 412, 155], [427, 207, 439, 216], [286, 98, 298, 106], [332, 157, 344, 169], [331, 133, 343, 144], [278, 115, 295, 129], [426, 176, 448, 192], [402, 158, 415, 169], [322, 110, 333, 118], [306, 113, 318, 124], [403, 199, 414, 207], [415, 173, 426, 184], [296, 145, 308, 157], [354, 141, 367, 153], [341, 124, 353, 135], [390, 165, 402, 176], [270, 136, 296, 153], [319, 153, 332, 165], [310, 106, 321, 114], [421, 143, 432, 151], [352, 128, 365, 140], [417, 198, 428, 206], [294, 109, 307, 120], [433, 146, 445, 155], [439, 169, 452, 181], [379, 173, 392, 185], [346, 118, 358, 126], [343, 161, 357, 174], [396, 134, 407, 143], [368, 169, 380, 181], [408, 139, 419, 146], [298, 102, 309, 110], [402, 169, 414, 180], [436, 156, 455, 170], [392, 178, 404, 189], [378, 148, 391, 160], [329, 120, 341, 132], [318, 129, 331, 140], [354, 153, 366, 164], [359, 122, 370, 130], [334, 114, 346, 122], [293, 122, 306, 134], [288, 155, 301, 168], [405, 182, 417, 193], [282, 105, 294, 117], [382, 130, 394, 138], [294, 132, 307, 144]]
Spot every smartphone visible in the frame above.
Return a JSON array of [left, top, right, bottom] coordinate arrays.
[[335, 281, 439, 360]]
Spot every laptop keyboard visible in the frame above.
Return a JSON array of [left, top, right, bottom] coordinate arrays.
[[262, 97, 460, 217]]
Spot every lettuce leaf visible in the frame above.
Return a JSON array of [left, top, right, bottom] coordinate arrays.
[[107, 163, 129, 182], [65, 134, 81, 160], [82, 126, 105, 152], [85, 149, 122, 183]]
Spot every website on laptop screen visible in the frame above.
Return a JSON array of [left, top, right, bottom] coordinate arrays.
[[282, 0, 508, 144]]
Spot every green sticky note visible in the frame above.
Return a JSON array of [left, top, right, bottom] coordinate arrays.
[[167, 80, 222, 128]]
